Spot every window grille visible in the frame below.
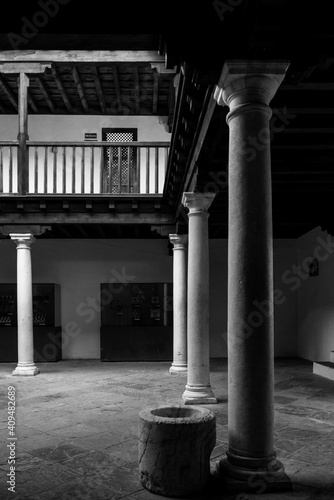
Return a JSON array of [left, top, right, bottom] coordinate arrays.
[[102, 128, 137, 193]]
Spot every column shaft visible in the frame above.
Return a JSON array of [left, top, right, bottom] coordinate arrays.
[[11, 234, 39, 376], [214, 60, 291, 491], [169, 234, 188, 375], [182, 192, 217, 404]]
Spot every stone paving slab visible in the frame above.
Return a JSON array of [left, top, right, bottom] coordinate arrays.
[[0, 358, 333, 499]]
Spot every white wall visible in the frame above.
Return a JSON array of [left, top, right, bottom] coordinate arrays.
[[208, 239, 298, 358], [296, 226, 334, 361], [0, 239, 173, 359], [0, 237, 298, 360], [0, 115, 171, 194], [0, 115, 170, 141]]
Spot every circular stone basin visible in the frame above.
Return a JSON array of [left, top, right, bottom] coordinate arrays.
[[138, 405, 216, 497], [150, 407, 202, 419]]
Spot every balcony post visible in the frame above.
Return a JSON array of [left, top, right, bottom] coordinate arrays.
[[17, 72, 29, 195]]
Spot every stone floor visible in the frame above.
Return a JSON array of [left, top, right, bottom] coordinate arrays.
[[0, 358, 333, 500]]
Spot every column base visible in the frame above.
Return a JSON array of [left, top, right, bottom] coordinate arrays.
[[12, 363, 40, 376], [169, 363, 187, 376], [218, 454, 292, 494], [182, 384, 217, 405]]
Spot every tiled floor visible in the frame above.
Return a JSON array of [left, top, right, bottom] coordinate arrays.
[[0, 358, 334, 499]]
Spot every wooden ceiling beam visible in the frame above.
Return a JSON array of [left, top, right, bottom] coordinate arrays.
[[96, 225, 106, 238], [28, 93, 39, 114], [133, 66, 140, 114], [0, 51, 165, 64], [72, 67, 89, 114], [281, 83, 334, 90], [287, 108, 334, 114], [51, 66, 73, 113], [58, 225, 72, 238], [279, 128, 334, 133], [92, 66, 107, 114], [35, 76, 56, 113], [0, 74, 18, 110], [75, 224, 89, 237], [112, 66, 123, 114], [152, 71, 159, 114]]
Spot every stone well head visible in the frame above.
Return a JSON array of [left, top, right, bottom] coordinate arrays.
[[138, 405, 216, 497]]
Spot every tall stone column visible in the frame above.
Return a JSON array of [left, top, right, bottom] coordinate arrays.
[[182, 192, 217, 404], [169, 234, 188, 375], [10, 233, 39, 376], [214, 61, 291, 491]]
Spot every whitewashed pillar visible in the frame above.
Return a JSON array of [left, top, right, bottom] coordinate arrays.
[[169, 234, 188, 375]]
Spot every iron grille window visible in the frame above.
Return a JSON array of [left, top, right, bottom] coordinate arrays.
[[102, 128, 138, 193]]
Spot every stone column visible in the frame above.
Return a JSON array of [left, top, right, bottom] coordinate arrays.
[[214, 61, 291, 491], [182, 192, 217, 404], [10, 233, 39, 376], [169, 234, 188, 375]]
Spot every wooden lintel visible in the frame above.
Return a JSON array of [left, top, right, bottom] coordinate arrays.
[[0, 51, 165, 64], [150, 63, 176, 74], [0, 212, 175, 225], [0, 62, 51, 74]]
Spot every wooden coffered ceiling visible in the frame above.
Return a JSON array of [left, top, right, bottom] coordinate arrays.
[[0, 49, 175, 121]]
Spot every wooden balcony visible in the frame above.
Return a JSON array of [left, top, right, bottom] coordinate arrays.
[[0, 141, 170, 196]]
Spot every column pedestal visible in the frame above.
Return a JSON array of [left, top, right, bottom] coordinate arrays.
[[182, 192, 217, 404], [169, 234, 188, 376], [10, 234, 39, 376], [214, 60, 291, 492]]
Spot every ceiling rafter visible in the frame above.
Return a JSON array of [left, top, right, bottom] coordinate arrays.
[[92, 66, 107, 114], [35, 76, 56, 113], [51, 66, 73, 113], [133, 66, 140, 114], [28, 92, 39, 114], [112, 66, 123, 114], [0, 74, 18, 110], [153, 70, 159, 114], [72, 67, 89, 114]]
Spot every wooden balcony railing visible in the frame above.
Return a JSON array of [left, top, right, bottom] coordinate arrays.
[[0, 141, 170, 195]]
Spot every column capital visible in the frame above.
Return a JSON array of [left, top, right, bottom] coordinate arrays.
[[0, 224, 51, 236], [10, 233, 35, 248], [214, 59, 290, 108], [182, 192, 216, 215], [169, 234, 188, 249]]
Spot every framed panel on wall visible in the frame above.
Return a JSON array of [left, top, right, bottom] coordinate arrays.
[[100, 282, 173, 361], [0, 284, 62, 363]]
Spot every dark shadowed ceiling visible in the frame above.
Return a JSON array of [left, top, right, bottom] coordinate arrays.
[[0, 0, 333, 239]]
